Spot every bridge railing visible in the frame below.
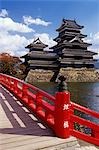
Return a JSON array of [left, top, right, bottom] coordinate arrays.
[[70, 102, 99, 145], [0, 73, 99, 146], [0, 73, 55, 129]]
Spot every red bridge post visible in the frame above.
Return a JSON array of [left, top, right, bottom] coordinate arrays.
[[54, 76, 71, 138], [55, 91, 71, 138]]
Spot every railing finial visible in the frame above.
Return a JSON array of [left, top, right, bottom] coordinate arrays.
[[58, 75, 67, 92]]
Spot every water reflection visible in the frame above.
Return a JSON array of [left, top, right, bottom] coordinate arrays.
[[68, 82, 99, 112], [33, 82, 58, 95]]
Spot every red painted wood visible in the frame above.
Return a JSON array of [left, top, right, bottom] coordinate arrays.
[[71, 129, 99, 146], [70, 115, 99, 131], [71, 102, 99, 118], [0, 73, 99, 145], [54, 92, 71, 138]]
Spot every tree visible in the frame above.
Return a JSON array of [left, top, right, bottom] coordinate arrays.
[[0, 53, 21, 75]]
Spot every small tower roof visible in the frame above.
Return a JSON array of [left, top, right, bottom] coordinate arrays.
[[56, 19, 84, 31], [25, 38, 48, 49]]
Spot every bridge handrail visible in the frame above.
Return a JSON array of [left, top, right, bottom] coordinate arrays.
[[70, 114, 99, 131], [70, 111, 99, 145], [69, 101, 99, 145], [71, 102, 99, 119], [0, 73, 55, 102], [0, 73, 55, 128], [0, 73, 99, 146]]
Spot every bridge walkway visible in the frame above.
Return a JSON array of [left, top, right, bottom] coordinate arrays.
[[0, 85, 98, 150]]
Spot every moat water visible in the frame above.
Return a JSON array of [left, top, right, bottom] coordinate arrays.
[[33, 82, 99, 123]]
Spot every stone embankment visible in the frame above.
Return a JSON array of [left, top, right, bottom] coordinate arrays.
[[60, 68, 99, 82], [25, 68, 99, 83], [25, 69, 54, 83]]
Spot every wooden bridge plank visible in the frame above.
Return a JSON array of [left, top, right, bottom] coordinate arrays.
[[0, 85, 78, 150], [0, 136, 77, 150]]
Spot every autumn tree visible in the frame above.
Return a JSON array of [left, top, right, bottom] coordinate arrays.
[[0, 53, 21, 75]]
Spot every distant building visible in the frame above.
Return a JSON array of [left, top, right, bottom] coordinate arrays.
[[22, 19, 97, 72], [50, 19, 97, 68], [21, 38, 58, 71]]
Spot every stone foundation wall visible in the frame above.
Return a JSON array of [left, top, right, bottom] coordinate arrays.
[[25, 68, 99, 83], [60, 68, 99, 82], [25, 69, 54, 83]]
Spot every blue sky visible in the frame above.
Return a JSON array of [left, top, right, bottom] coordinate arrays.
[[0, 0, 99, 58]]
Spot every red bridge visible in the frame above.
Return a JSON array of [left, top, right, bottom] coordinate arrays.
[[0, 73, 99, 149]]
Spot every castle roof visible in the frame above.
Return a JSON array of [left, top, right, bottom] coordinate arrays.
[[25, 38, 48, 49], [21, 51, 58, 59], [56, 19, 84, 31]]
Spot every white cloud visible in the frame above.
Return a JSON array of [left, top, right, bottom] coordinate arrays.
[[0, 31, 56, 57], [0, 9, 8, 17], [85, 32, 99, 45], [0, 9, 35, 56], [84, 32, 99, 59], [0, 9, 55, 57], [23, 16, 51, 26], [0, 17, 34, 33], [94, 32, 99, 42], [0, 30, 30, 56]]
